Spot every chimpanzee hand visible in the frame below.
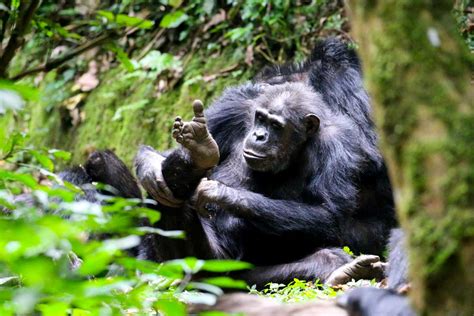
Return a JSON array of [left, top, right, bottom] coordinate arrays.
[[136, 148, 184, 208], [326, 255, 386, 286], [172, 100, 220, 170], [191, 178, 229, 217]]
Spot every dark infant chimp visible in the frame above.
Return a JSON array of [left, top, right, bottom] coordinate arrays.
[[134, 39, 397, 286]]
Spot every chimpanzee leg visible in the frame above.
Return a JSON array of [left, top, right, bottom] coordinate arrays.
[[61, 150, 142, 200], [237, 248, 351, 288], [85, 150, 142, 199], [238, 248, 385, 288]]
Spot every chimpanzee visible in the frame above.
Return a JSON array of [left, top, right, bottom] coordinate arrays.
[[134, 38, 397, 286]]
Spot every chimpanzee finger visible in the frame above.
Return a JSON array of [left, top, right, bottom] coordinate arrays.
[[182, 124, 192, 134], [354, 255, 380, 266], [176, 135, 184, 143], [193, 100, 206, 124], [192, 100, 204, 118], [175, 116, 182, 122], [172, 129, 181, 139], [173, 121, 183, 129]]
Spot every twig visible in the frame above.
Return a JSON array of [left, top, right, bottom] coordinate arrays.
[[137, 28, 165, 60], [0, 0, 12, 48], [10, 32, 115, 81], [0, 0, 41, 78]]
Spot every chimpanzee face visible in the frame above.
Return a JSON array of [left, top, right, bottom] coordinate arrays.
[[243, 83, 320, 173]]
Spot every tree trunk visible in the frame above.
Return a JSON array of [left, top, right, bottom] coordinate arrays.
[[349, 1, 474, 315]]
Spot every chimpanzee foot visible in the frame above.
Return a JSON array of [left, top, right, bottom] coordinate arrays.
[[326, 255, 386, 286], [172, 100, 220, 169]]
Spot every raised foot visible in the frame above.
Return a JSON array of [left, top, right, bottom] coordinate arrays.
[[326, 255, 386, 286], [172, 100, 220, 169]]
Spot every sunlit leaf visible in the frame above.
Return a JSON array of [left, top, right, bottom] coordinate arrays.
[[154, 298, 186, 316], [202, 260, 252, 272], [0, 276, 18, 285], [31, 150, 54, 171], [0, 90, 25, 114], [136, 226, 185, 239], [178, 291, 217, 305], [106, 43, 135, 72], [202, 276, 247, 289], [169, 0, 183, 8], [38, 302, 69, 316], [0, 80, 39, 101], [48, 149, 71, 161], [160, 11, 188, 28], [166, 257, 204, 274], [97, 10, 153, 29]]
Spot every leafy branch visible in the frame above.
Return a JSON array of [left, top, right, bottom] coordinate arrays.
[[0, 0, 41, 78], [11, 31, 116, 81]]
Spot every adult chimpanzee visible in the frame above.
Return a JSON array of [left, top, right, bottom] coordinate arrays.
[[134, 38, 397, 286]]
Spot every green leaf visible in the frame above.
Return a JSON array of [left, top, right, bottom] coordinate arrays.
[[154, 298, 186, 316], [139, 51, 181, 73], [201, 260, 253, 272], [38, 302, 69, 316], [1, 132, 25, 159], [168, 0, 183, 8], [106, 43, 135, 72], [166, 257, 204, 274], [159, 11, 188, 28], [202, 276, 248, 289], [136, 226, 185, 239], [224, 25, 253, 42], [31, 150, 54, 172], [97, 10, 153, 29], [136, 207, 161, 224], [0, 80, 40, 101], [48, 149, 71, 161], [0, 276, 18, 285], [179, 291, 217, 305], [343, 246, 354, 256], [0, 170, 37, 188]]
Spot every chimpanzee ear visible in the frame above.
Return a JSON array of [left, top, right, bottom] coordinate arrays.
[[304, 114, 320, 135]]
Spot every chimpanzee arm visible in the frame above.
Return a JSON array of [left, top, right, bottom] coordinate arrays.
[[195, 181, 346, 243], [228, 190, 343, 240]]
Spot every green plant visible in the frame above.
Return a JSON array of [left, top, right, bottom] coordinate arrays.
[[0, 133, 250, 315]]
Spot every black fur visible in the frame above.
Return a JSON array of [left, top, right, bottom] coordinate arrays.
[[339, 287, 415, 316], [60, 150, 142, 201], [135, 38, 397, 286]]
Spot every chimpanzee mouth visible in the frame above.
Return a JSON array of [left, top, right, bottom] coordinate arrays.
[[243, 150, 267, 160]]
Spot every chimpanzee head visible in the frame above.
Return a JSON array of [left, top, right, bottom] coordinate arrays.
[[243, 82, 322, 173]]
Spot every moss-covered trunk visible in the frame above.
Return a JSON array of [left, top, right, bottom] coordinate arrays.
[[349, 1, 474, 315]]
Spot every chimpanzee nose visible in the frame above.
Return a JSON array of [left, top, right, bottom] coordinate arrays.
[[254, 130, 266, 142]]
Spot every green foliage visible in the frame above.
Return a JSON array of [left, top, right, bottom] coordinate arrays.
[[249, 278, 380, 304], [160, 11, 189, 28], [342, 246, 355, 257], [97, 10, 154, 29], [249, 279, 340, 303], [0, 134, 249, 314]]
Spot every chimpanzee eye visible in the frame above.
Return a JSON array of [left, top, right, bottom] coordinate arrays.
[[255, 112, 264, 122], [271, 122, 283, 129]]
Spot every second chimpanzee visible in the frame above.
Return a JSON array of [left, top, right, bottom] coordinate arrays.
[[134, 39, 397, 286]]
